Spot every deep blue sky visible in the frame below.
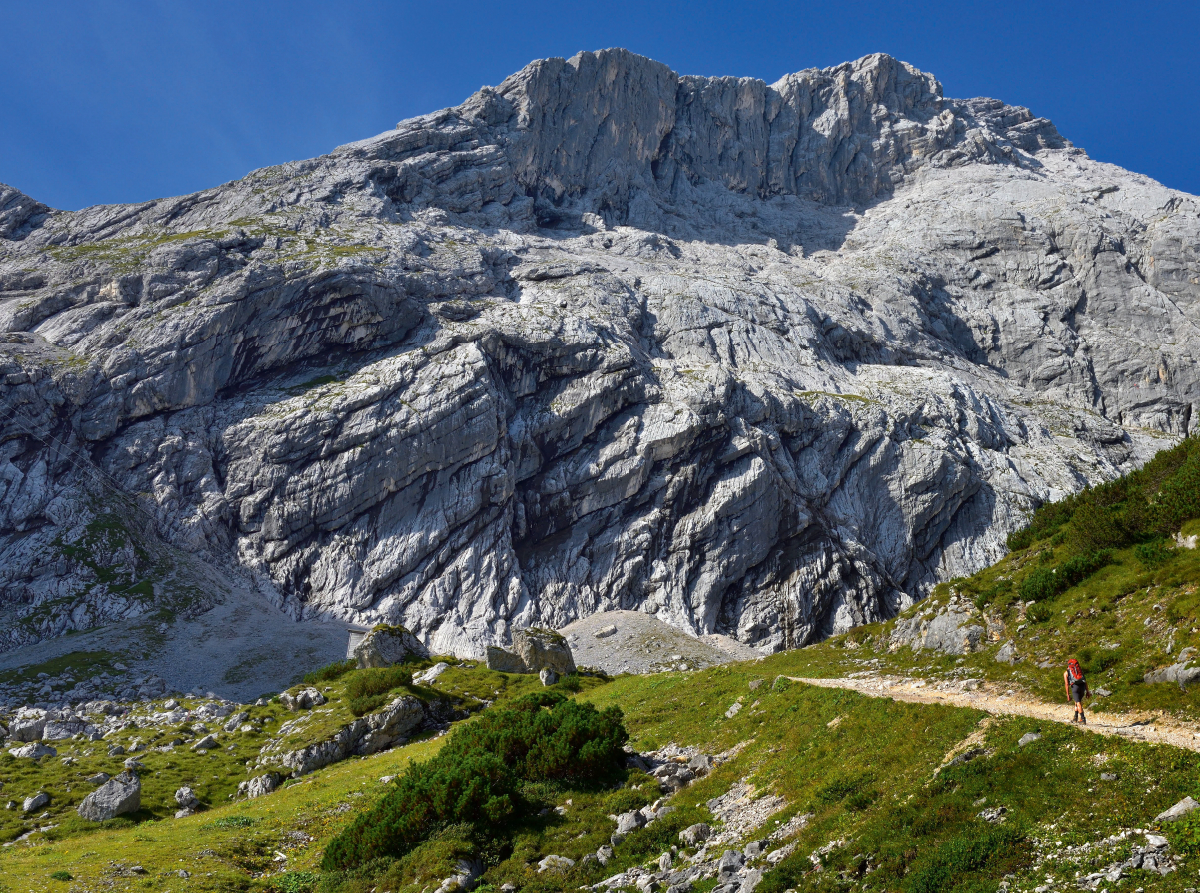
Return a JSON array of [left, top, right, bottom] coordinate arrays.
[[4, 1, 1197, 210]]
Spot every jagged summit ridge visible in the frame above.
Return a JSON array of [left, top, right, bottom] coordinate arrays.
[[0, 50, 1196, 663]]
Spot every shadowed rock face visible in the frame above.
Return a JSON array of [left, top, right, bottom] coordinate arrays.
[[1, 49, 1197, 657]]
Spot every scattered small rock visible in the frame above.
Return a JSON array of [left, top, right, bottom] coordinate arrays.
[[1018, 732, 1041, 747], [21, 792, 49, 813]]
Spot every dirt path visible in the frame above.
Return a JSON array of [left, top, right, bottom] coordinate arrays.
[[789, 675, 1200, 753]]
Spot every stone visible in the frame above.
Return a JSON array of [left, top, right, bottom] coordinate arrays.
[[414, 662, 451, 685], [9, 709, 48, 742], [513, 628, 576, 676], [891, 608, 985, 655], [537, 855, 575, 873], [22, 792, 49, 813], [238, 773, 282, 799], [1145, 660, 1200, 688], [123, 757, 145, 770], [268, 694, 424, 777], [1100, 772, 1118, 782], [596, 845, 614, 865], [679, 823, 712, 846], [1155, 796, 1200, 823], [77, 771, 141, 821], [0, 49, 1193, 663], [223, 712, 250, 732], [485, 646, 528, 673], [280, 688, 327, 711], [539, 667, 559, 686], [353, 625, 428, 669], [8, 742, 55, 759], [595, 625, 618, 638], [191, 735, 219, 751], [725, 701, 742, 719], [87, 772, 111, 785], [616, 809, 647, 834], [1017, 732, 1041, 747], [995, 641, 1019, 664], [175, 786, 200, 810]]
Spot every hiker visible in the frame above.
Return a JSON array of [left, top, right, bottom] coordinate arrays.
[[1064, 658, 1090, 724]]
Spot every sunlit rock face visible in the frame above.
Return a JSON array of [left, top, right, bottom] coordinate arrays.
[[1, 49, 1197, 655]]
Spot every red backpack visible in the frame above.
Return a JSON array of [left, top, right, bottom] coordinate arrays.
[[1067, 659, 1085, 682]]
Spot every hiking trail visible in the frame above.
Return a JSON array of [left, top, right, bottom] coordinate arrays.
[[788, 675, 1200, 753]]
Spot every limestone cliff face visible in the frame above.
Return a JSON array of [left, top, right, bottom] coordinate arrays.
[[1, 50, 1197, 655]]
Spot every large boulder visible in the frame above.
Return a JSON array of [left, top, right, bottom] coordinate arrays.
[[8, 742, 56, 759], [280, 688, 327, 711], [1145, 649, 1200, 688], [9, 708, 48, 742], [514, 628, 576, 676], [353, 625, 428, 669], [77, 771, 141, 821], [485, 645, 529, 673], [238, 773, 282, 799], [890, 607, 985, 656]]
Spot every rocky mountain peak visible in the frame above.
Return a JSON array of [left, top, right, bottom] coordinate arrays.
[[0, 51, 1195, 670]]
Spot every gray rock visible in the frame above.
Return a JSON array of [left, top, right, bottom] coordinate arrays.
[[9, 709, 48, 742], [485, 646, 528, 673], [123, 757, 145, 770], [679, 823, 712, 847], [0, 49, 1193, 661], [1156, 796, 1200, 822], [414, 662, 451, 685], [175, 786, 200, 810], [77, 771, 141, 821], [596, 844, 614, 865], [279, 688, 327, 711], [353, 625, 428, 668], [1100, 772, 1118, 781], [616, 809, 647, 834], [1145, 661, 1200, 688], [1017, 732, 1041, 747], [191, 734, 219, 751], [995, 641, 1019, 664], [237, 773, 282, 799], [87, 772, 111, 785], [595, 625, 618, 639], [539, 667, 559, 686], [891, 609, 985, 655], [223, 712, 250, 732], [22, 791, 49, 813], [537, 854, 575, 873], [513, 628, 576, 676], [268, 694, 424, 777], [8, 742, 55, 759]]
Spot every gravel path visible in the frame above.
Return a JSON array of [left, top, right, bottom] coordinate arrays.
[[789, 675, 1200, 753]]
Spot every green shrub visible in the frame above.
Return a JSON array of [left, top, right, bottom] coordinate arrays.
[[1017, 550, 1111, 603], [1008, 438, 1200, 554], [346, 666, 412, 716], [271, 871, 320, 893], [1025, 602, 1053, 624], [303, 660, 355, 686], [323, 692, 627, 871], [903, 823, 1025, 893], [50, 871, 72, 882], [1135, 539, 1174, 568], [556, 673, 583, 693]]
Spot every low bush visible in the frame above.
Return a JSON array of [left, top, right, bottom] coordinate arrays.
[[1135, 539, 1174, 568], [1017, 550, 1111, 603], [303, 660, 355, 686], [903, 823, 1025, 893], [346, 667, 412, 716], [323, 692, 627, 871]]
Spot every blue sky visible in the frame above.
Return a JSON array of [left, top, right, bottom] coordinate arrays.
[[3, 1, 1197, 210]]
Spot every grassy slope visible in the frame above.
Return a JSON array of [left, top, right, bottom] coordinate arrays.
[[4, 658, 1200, 892]]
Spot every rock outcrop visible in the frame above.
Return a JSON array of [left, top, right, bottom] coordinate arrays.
[[259, 693, 424, 777], [353, 625, 428, 668], [77, 770, 141, 821], [1, 48, 1198, 657]]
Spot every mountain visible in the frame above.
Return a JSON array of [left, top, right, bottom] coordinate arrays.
[[1, 49, 1198, 659]]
